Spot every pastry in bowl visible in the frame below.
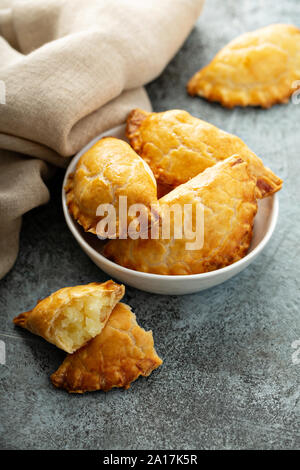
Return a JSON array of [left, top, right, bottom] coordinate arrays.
[[13, 281, 124, 353], [65, 137, 157, 238], [126, 108, 282, 197], [187, 24, 300, 108], [51, 303, 162, 393], [103, 156, 258, 275]]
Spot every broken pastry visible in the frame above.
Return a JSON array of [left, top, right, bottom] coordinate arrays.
[[51, 302, 162, 393], [187, 24, 300, 108], [13, 281, 125, 353], [103, 156, 258, 275], [126, 108, 282, 198], [65, 137, 157, 238]]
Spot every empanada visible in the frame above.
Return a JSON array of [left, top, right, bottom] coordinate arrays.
[[51, 303, 162, 393], [126, 108, 282, 198], [13, 281, 125, 353], [187, 24, 300, 108], [103, 156, 258, 275], [66, 137, 157, 238]]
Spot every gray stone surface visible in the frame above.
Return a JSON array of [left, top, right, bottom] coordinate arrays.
[[0, 0, 299, 450]]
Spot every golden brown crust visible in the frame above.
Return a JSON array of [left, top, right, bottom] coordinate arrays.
[[103, 156, 258, 275], [13, 281, 125, 353], [126, 108, 149, 153], [126, 108, 282, 199], [51, 303, 163, 393], [187, 24, 300, 108], [66, 137, 157, 237]]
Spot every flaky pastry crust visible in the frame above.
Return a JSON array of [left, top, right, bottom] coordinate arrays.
[[13, 281, 125, 353], [187, 24, 300, 108], [126, 109, 282, 198], [103, 156, 258, 275], [51, 303, 162, 393], [66, 137, 157, 237]]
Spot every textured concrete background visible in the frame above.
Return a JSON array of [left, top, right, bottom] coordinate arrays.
[[0, 0, 299, 450]]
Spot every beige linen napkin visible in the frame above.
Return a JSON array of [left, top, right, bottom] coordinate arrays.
[[0, 0, 204, 279]]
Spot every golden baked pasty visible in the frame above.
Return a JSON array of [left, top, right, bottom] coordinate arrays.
[[126, 109, 282, 198], [103, 156, 258, 275], [187, 24, 300, 108], [51, 303, 162, 393], [13, 281, 125, 353], [66, 137, 157, 238]]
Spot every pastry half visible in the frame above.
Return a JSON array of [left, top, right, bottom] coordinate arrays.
[[13, 281, 125, 353], [103, 156, 258, 275], [126, 108, 282, 198], [51, 303, 162, 393], [187, 24, 300, 108], [66, 137, 157, 238]]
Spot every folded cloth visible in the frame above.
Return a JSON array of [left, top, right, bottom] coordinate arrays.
[[0, 0, 204, 279]]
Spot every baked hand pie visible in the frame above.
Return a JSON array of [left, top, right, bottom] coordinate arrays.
[[51, 303, 162, 393], [103, 156, 258, 275], [66, 137, 157, 238], [13, 281, 124, 353], [187, 24, 300, 108], [126, 108, 282, 198]]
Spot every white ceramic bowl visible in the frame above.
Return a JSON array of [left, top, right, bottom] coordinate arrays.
[[62, 125, 279, 295]]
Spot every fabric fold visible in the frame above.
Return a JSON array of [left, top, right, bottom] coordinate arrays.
[[0, 0, 204, 278], [0, 150, 52, 279]]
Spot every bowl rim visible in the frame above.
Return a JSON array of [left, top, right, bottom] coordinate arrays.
[[62, 129, 279, 282]]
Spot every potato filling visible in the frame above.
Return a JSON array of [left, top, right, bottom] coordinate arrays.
[[54, 295, 113, 352]]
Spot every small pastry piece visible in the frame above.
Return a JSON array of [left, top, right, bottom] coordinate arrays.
[[66, 137, 157, 238], [51, 303, 162, 393], [13, 281, 125, 353], [103, 156, 258, 275], [187, 24, 300, 108], [126, 109, 282, 198]]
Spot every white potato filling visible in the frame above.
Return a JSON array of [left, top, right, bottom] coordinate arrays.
[[54, 295, 112, 352]]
